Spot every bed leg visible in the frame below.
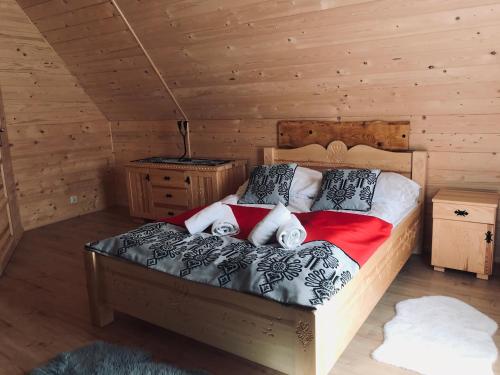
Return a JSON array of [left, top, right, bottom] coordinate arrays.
[[83, 251, 114, 327]]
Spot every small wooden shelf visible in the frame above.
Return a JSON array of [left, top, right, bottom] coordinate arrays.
[[431, 189, 499, 280]]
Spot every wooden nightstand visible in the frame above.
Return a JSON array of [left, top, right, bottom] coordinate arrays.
[[431, 189, 499, 280]]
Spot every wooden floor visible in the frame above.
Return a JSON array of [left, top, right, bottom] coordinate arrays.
[[0, 209, 499, 375]]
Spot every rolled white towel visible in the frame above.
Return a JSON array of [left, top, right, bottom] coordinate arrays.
[[211, 205, 239, 236], [248, 202, 291, 246], [184, 201, 224, 234], [276, 214, 307, 250]]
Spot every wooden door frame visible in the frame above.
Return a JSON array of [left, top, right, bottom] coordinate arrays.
[[0, 86, 23, 275]]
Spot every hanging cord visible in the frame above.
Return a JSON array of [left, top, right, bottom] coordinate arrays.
[[178, 120, 189, 161], [110, 0, 189, 121]]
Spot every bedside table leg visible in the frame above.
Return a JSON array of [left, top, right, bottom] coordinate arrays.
[[434, 266, 445, 273], [476, 273, 489, 280]]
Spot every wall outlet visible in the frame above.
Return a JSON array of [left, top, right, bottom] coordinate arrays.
[[69, 195, 78, 204]]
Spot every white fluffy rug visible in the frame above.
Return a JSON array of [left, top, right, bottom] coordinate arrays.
[[372, 296, 498, 375]]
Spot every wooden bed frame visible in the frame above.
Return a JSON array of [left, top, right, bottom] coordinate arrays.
[[84, 141, 427, 375]]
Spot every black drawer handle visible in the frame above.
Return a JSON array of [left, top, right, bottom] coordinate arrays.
[[164, 176, 171, 181], [485, 231, 493, 244], [167, 211, 175, 216], [454, 209, 468, 216], [145, 174, 150, 181], [165, 193, 173, 198]]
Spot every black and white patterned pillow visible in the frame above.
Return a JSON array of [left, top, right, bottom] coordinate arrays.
[[311, 168, 381, 212], [238, 163, 298, 206]]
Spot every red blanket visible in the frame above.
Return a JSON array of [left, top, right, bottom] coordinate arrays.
[[161, 205, 392, 266]]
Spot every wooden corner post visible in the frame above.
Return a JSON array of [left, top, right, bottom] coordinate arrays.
[[83, 251, 115, 327]]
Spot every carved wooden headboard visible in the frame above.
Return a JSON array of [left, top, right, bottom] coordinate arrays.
[[263, 140, 427, 204], [277, 120, 410, 151]]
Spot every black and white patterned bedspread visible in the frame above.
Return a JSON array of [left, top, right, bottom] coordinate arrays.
[[85, 222, 360, 309]]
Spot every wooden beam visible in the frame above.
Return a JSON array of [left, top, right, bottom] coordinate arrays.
[[110, 0, 189, 122]]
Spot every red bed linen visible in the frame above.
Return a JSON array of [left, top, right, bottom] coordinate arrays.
[[161, 204, 393, 266]]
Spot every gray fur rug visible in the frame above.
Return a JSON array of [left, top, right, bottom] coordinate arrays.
[[29, 341, 208, 375]]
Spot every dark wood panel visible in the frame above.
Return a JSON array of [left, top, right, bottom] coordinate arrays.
[[278, 120, 410, 150]]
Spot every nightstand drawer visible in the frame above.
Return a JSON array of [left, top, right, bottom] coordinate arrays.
[[150, 170, 186, 188], [152, 187, 189, 207], [433, 202, 496, 224]]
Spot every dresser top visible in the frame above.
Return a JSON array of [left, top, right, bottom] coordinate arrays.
[[125, 159, 246, 172], [433, 189, 499, 208]]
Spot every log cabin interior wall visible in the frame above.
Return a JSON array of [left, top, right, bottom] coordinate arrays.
[[0, 0, 114, 230], [16, 0, 500, 257]]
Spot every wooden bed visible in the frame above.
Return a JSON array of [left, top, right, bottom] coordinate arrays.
[[84, 140, 427, 375]]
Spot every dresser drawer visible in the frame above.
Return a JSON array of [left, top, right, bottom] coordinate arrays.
[[153, 206, 186, 219], [433, 202, 496, 224], [152, 187, 189, 207], [150, 170, 186, 188]]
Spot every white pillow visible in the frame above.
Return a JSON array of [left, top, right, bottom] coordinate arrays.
[[236, 168, 420, 213], [373, 172, 421, 206], [288, 167, 322, 211]]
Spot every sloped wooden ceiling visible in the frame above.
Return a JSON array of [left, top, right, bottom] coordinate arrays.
[[19, 0, 500, 121], [18, 0, 181, 120], [92, 0, 500, 120]]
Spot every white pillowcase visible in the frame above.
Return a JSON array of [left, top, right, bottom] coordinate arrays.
[[373, 172, 421, 207], [289, 167, 322, 211], [235, 167, 421, 217]]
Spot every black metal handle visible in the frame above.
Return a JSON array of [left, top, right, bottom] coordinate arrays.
[[145, 174, 150, 181], [165, 193, 173, 198], [185, 176, 190, 185], [454, 209, 468, 217], [167, 211, 174, 216], [164, 176, 171, 181], [485, 231, 493, 244]]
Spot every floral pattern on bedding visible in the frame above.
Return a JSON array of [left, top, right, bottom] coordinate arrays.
[[86, 222, 359, 309]]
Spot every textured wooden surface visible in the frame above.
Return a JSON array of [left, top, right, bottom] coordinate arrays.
[[111, 120, 183, 206], [432, 189, 498, 278], [87, 207, 421, 375], [125, 161, 247, 220], [265, 140, 413, 174], [88, 145, 425, 374], [0, 88, 23, 275], [0, 0, 113, 230], [14, 0, 500, 259], [278, 120, 410, 150], [17, 0, 180, 120], [0, 208, 499, 374]]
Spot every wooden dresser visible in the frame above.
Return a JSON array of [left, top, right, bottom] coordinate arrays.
[[431, 189, 499, 280], [125, 159, 247, 220]]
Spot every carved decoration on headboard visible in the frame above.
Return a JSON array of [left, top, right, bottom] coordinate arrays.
[[265, 140, 413, 174], [327, 140, 348, 163], [278, 120, 410, 151]]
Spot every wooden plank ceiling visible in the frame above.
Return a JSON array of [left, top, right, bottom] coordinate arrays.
[[18, 0, 500, 121], [80, 0, 500, 119], [17, 0, 181, 120]]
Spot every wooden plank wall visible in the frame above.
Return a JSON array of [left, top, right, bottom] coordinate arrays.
[[17, 0, 500, 258], [0, 0, 114, 230]]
